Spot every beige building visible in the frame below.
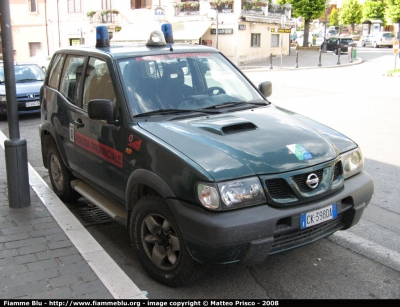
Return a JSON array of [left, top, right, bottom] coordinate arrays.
[[3, 0, 294, 66]]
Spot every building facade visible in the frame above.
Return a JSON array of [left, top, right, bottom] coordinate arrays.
[[3, 0, 294, 66]]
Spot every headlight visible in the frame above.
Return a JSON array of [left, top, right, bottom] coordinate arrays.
[[0, 95, 6, 102], [341, 148, 364, 179], [197, 177, 266, 211]]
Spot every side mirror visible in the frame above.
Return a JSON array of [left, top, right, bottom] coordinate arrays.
[[258, 81, 272, 98], [88, 99, 119, 125]]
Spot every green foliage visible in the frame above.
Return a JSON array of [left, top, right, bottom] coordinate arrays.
[[339, 0, 363, 26], [330, 7, 339, 26], [387, 0, 400, 23], [281, 0, 326, 19], [363, 0, 386, 25], [281, 0, 326, 47]]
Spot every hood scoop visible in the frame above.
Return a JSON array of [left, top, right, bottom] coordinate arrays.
[[190, 116, 258, 135]]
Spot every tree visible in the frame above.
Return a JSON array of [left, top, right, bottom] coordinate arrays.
[[387, 0, 400, 39], [339, 0, 363, 33], [278, 0, 327, 47], [330, 7, 339, 26], [363, 0, 386, 25]]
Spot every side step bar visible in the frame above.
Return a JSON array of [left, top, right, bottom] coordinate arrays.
[[71, 179, 127, 225]]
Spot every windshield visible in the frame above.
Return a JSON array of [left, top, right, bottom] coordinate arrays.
[[0, 64, 45, 83], [118, 52, 264, 117]]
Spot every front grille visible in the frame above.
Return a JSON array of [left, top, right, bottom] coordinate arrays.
[[265, 178, 293, 199], [262, 159, 344, 207], [292, 169, 324, 192], [333, 161, 342, 182], [270, 214, 345, 254]]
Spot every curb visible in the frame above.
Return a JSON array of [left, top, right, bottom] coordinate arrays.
[[0, 130, 148, 300]]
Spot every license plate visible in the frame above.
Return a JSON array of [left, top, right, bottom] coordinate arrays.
[[26, 101, 40, 107], [300, 203, 338, 229]]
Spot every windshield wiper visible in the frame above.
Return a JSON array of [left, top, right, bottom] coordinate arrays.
[[202, 101, 245, 109], [16, 79, 38, 83], [133, 109, 196, 117]]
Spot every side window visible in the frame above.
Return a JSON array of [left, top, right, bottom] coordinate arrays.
[[82, 57, 116, 111], [59, 55, 85, 105], [48, 54, 65, 89]]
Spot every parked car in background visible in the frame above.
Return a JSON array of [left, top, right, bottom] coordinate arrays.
[[295, 32, 324, 47], [0, 63, 45, 117], [360, 31, 396, 48], [325, 36, 356, 54], [340, 28, 350, 37], [326, 29, 338, 38]]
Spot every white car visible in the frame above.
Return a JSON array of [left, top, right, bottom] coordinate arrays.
[[361, 31, 396, 48], [295, 32, 324, 47]]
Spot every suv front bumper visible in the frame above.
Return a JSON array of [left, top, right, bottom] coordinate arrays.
[[168, 171, 374, 266]]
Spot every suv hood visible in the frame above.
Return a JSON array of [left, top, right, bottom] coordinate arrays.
[[138, 105, 357, 181]]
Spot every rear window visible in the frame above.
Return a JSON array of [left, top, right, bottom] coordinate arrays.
[[383, 33, 394, 38]]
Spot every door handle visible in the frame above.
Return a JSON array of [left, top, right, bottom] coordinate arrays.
[[75, 118, 84, 128]]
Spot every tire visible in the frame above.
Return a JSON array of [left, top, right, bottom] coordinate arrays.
[[48, 144, 80, 202], [130, 196, 208, 287]]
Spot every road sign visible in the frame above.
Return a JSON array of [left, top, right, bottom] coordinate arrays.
[[394, 39, 399, 55]]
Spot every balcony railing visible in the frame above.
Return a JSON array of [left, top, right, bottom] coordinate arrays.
[[174, 2, 200, 16], [87, 10, 120, 24], [241, 1, 291, 18]]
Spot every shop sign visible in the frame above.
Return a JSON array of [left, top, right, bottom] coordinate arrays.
[[211, 28, 233, 35], [271, 28, 291, 33], [154, 6, 165, 21]]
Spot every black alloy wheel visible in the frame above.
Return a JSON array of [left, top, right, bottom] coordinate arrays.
[[48, 144, 80, 202], [130, 196, 208, 287]]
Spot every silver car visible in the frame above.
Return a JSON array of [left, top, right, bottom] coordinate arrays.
[[361, 31, 395, 48]]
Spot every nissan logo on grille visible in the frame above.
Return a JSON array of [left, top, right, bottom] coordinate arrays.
[[27, 94, 35, 99], [306, 173, 319, 189]]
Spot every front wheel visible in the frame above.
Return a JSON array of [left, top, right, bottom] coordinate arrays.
[[130, 196, 208, 287], [48, 144, 80, 202]]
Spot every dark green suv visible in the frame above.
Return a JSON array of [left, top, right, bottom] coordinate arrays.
[[39, 25, 374, 287]]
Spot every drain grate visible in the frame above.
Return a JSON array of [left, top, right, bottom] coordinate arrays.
[[70, 198, 116, 226]]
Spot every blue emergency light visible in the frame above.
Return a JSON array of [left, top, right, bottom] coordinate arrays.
[[161, 23, 174, 44], [96, 25, 110, 48]]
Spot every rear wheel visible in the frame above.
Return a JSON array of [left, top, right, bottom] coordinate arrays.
[[48, 144, 80, 202], [130, 196, 208, 287]]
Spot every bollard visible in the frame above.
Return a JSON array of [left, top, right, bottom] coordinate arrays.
[[318, 49, 322, 66], [349, 46, 353, 63], [337, 47, 341, 65], [269, 53, 273, 69], [295, 51, 298, 68]]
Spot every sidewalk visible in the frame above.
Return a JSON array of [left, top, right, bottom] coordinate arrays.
[[0, 131, 147, 299], [238, 48, 362, 71], [0, 50, 362, 300]]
